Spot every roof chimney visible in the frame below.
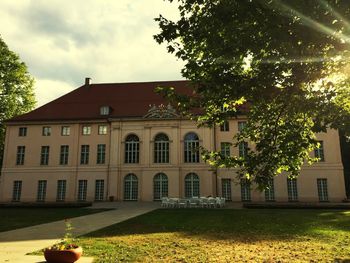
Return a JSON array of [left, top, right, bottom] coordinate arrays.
[[85, 77, 91, 86]]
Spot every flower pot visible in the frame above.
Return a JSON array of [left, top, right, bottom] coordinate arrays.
[[44, 246, 82, 263]]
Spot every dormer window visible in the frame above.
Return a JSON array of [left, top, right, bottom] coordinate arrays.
[[100, 106, 110, 116]]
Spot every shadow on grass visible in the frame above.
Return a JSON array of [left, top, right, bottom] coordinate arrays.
[[83, 208, 350, 242], [0, 208, 110, 233]]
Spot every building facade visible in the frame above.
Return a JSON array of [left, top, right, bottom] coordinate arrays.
[[0, 80, 346, 203]]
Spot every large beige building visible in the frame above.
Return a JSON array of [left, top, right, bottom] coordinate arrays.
[[0, 79, 346, 203]]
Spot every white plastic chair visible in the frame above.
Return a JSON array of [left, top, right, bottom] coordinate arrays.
[[189, 197, 199, 208], [161, 197, 169, 208], [208, 197, 217, 208], [178, 198, 187, 208]]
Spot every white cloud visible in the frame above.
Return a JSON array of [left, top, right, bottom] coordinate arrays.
[[0, 0, 184, 107]]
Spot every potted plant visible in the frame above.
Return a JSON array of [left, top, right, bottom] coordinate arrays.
[[44, 219, 83, 263]]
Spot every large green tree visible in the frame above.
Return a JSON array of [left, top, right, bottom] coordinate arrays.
[[0, 36, 36, 169], [155, 0, 350, 189]]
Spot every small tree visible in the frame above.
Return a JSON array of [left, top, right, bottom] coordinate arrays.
[[155, 0, 350, 189], [0, 36, 36, 169]]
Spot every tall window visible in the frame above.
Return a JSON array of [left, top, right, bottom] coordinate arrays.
[[222, 179, 232, 201], [220, 142, 231, 157], [18, 127, 27, 136], [61, 126, 70, 136], [314, 141, 325, 161], [287, 178, 298, 201], [80, 145, 90, 164], [42, 126, 51, 136], [125, 134, 139, 163], [37, 180, 47, 202], [97, 144, 106, 164], [153, 173, 168, 200], [124, 174, 138, 201], [185, 173, 200, 198], [12, 181, 22, 202], [239, 142, 248, 158], [317, 178, 329, 202], [40, 146, 50, 165], [16, 146, 25, 165], [154, 133, 169, 163], [98, 125, 107, 135], [82, 125, 91, 135], [184, 133, 199, 163], [60, 145, 69, 165], [78, 180, 88, 201], [240, 178, 251, 201], [220, 121, 229, 131], [95, 180, 105, 201], [56, 180, 66, 201], [265, 178, 275, 201]]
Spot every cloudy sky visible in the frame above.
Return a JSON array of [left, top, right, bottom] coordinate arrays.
[[0, 0, 184, 107]]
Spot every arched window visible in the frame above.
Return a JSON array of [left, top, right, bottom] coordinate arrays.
[[153, 173, 168, 200], [185, 173, 200, 198], [154, 133, 169, 163], [184, 133, 199, 163], [125, 134, 139, 163], [124, 174, 138, 200]]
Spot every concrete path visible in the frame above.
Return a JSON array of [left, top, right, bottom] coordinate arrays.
[[0, 202, 158, 263]]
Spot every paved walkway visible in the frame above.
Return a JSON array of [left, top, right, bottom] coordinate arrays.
[[0, 202, 158, 263]]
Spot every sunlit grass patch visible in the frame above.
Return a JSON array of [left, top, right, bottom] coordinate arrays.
[[80, 209, 350, 262]]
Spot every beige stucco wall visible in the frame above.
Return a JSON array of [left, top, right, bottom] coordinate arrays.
[[0, 118, 346, 203]]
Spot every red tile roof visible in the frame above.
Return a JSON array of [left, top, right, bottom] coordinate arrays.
[[7, 80, 191, 122]]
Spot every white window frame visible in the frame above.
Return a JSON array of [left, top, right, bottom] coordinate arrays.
[[12, 181, 22, 202], [125, 135, 140, 163], [184, 133, 200, 163], [220, 120, 229, 132], [287, 178, 298, 201], [56, 180, 66, 201], [185, 173, 200, 198], [82, 125, 91, 135], [42, 126, 51, 136], [78, 180, 88, 201], [100, 106, 110, 115], [98, 125, 108, 135], [61, 126, 70, 136], [18, 127, 27, 137], [220, 142, 231, 157], [95, 180, 105, 201], [97, 144, 106, 164], [124, 174, 138, 201], [240, 178, 251, 201], [154, 133, 170, 163], [37, 180, 47, 202], [222, 179, 232, 201], [40, 146, 50, 165], [314, 141, 325, 162], [317, 178, 329, 202], [16, 146, 25, 165], [265, 178, 275, 201], [153, 173, 168, 200], [238, 121, 246, 132], [60, 145, 69, 165], [80, 145, 90, 165], [239, 141, 248, 158]]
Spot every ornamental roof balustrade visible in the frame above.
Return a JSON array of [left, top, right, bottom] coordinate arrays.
[[143, 104, 180, 119]]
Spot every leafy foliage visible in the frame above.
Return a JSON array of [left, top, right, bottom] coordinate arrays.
[[155, 0, 350, 189], [0, 36, 36, 168]]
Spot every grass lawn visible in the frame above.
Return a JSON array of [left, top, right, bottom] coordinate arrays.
[[0, 208, 108, 232], [80, 209, 350, 262]]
